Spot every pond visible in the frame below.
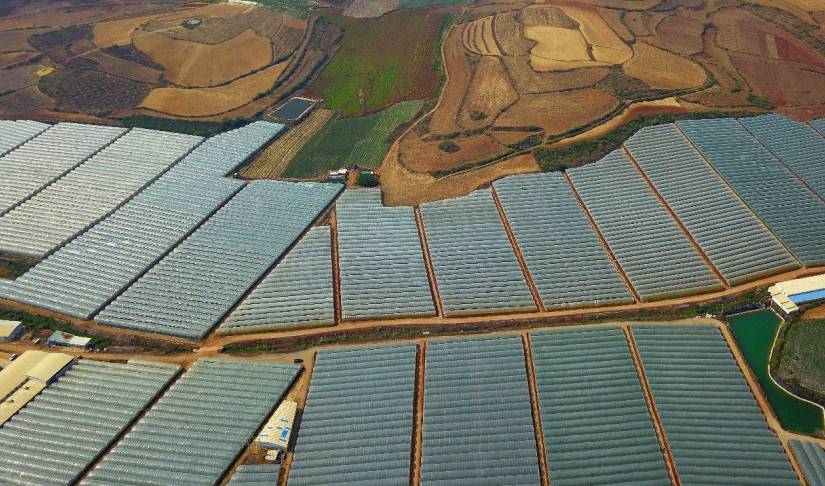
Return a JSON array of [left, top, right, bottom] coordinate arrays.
[[271, 98, 314, 120], [728, 309, 824, 435]]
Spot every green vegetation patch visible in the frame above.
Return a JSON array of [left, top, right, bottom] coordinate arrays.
[[283, 100, 421, 179], [206, 0, 318, 20], [310, 10, 449, 115], [397, 0, 474, 10], [778, 318, 825, 400], [0, 305, 111, 347], [118, 115, 249, 137]]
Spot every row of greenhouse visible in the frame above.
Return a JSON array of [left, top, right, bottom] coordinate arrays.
[[288, 324, 816, 486], [2, 115, 825, 339]]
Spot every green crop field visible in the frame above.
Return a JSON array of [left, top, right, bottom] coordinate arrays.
[[397, 0, 474, 10], [308, 10, 449, 115], [283, 100, 422, 179], [778, 318, 825, 400]]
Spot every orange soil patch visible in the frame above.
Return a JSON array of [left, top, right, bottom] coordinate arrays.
[[463, 16, 501, 56], [495, 89, 618, 135], [801, 304, 825, 320], [493, 11, 533, 56], [383, 151, 540, 206], [753, 0, 825, 24], [502, 56, 609, 93], [84, 51, 162, 84], [240, 109, 334, 179], [555, 2, 631, 64], [0, 28, 53, 53], [623, 12, 651, 37], [429, 32, 472, 135], [134, 29, 272, 87], [623, 41, 706, 90], [93, 14, 165, 48], [598, 7, 632, 41], [458, 56, 517, 129], [656, 14, 704, 55], [489, 130, 539, 145], [780, 105, 825, 122], [549, 98, 685, 147], [400, 132, 507, 173], [0, 52, 38, 69], [139, 60, 289, 116], [730, 53, 825, 107], [682, 86, 750, 108]]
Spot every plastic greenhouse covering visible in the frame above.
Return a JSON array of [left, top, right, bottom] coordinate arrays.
[[421, 335, 541, 486], [741, 114, 825, 200], [0, 176, 244, 320], [218, 226, 335, 334], [493, 173, 633, 308], [789, 439, 825, 486], [632, 325, 799, 485], [0, 127, 202, 259], [419, 190, 536, 316], [811, 117, 825, 138], [0, 123, 126, 217], [336, 189, 435, 320], [625, 124, 799, 285], [288, 343, 417, 486], [227, 464, 281, 485], [96, 180, 342, 339], [530, 326, 670, 486], [0, 119, 49, 157], [677, 118, 825, 266], [567, 149, 723, 301], [0, 359, 180, 486], [82, 358, 300, 486]]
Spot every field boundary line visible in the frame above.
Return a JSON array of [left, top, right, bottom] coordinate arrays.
[[562, 172, 641, 303], [672, 122, 803, 267], [624, 325, 682, 486], [330, 207, 343, 325], [410, 341, 426, 486], [737, 119, 825, 205], [522, 332, 551, 486], [491, 186, 545, 312], [622, 145, 729, 288], [414, 206, 444, 317]]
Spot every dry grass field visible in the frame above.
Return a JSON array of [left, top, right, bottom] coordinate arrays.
[[458, 57, 517, 129], [463, 17, 501, 56], [623, 41, 706, 90], [140, 61, 290, 116], [240, 109, 334, 179], [494, 89, 619, 134]]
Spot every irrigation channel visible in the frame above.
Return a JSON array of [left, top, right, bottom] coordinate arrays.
[[728, 309, 825, 435]]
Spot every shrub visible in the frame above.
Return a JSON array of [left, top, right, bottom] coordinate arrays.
[[356, 172, 379, 187], [438, 140, 460, 153], [746, 93, 774, 110], [469, 111, 487, 121]]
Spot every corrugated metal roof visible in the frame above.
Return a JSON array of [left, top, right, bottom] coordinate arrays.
[[0, 350, 49, 400], [256, 400, 297, 450], [0, 320, 21, 338], [26, 353, 74, 384]]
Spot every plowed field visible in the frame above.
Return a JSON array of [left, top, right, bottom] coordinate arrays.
[[494, 89, 618, 135], [623, 41, 706, 90]]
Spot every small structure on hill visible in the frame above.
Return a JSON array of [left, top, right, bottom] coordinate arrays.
[[47, 330, 92, 349], [0, 320, 22, 342], [256, 400, 297, 450], [769, 274, 825, 314]]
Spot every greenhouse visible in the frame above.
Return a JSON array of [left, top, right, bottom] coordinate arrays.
[[81, 358, 299, 486], [421, 335, 541, 485], [227, 464, 281, 485], [218, 226, 335, 334], [568, 150, 722, 301], [678, 118, 825, 266], [0, 128, 202, 259], [289, 343, 417, 486], [336, 189, 435, 320], [96, 180, 342, 339], [0, 359, 180, 486], [420, 190, 536, 316], [789, 439, 825, 486], [530, 327, 670, 486], [0, 123, 126, 217], [632, 325, 799, 485], [741, 114, 825, 200], [811, 117, 825, 137], [625, 124, 800, 285], [493, 173, 633, 308], [0, 119, 48, 157]]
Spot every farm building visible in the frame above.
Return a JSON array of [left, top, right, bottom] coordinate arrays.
[[0, 350, 73, 426], [47, 330, 92, 349], [256, 400, 297, 450], [0, 320, 22, 342], [769, 274, 825, 313]]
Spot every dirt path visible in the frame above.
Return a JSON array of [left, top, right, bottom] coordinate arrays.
[[492, 186, 546, 312], [624, 325, 682, 486], [410, 340, 426, 486], [623, 145, 729, 288], [415, 207, 444, 317], [521, 333, 550, 486], [329, 208, 343, 324]]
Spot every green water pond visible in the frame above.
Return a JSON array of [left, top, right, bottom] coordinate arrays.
[[728, 309, 824, 435]]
